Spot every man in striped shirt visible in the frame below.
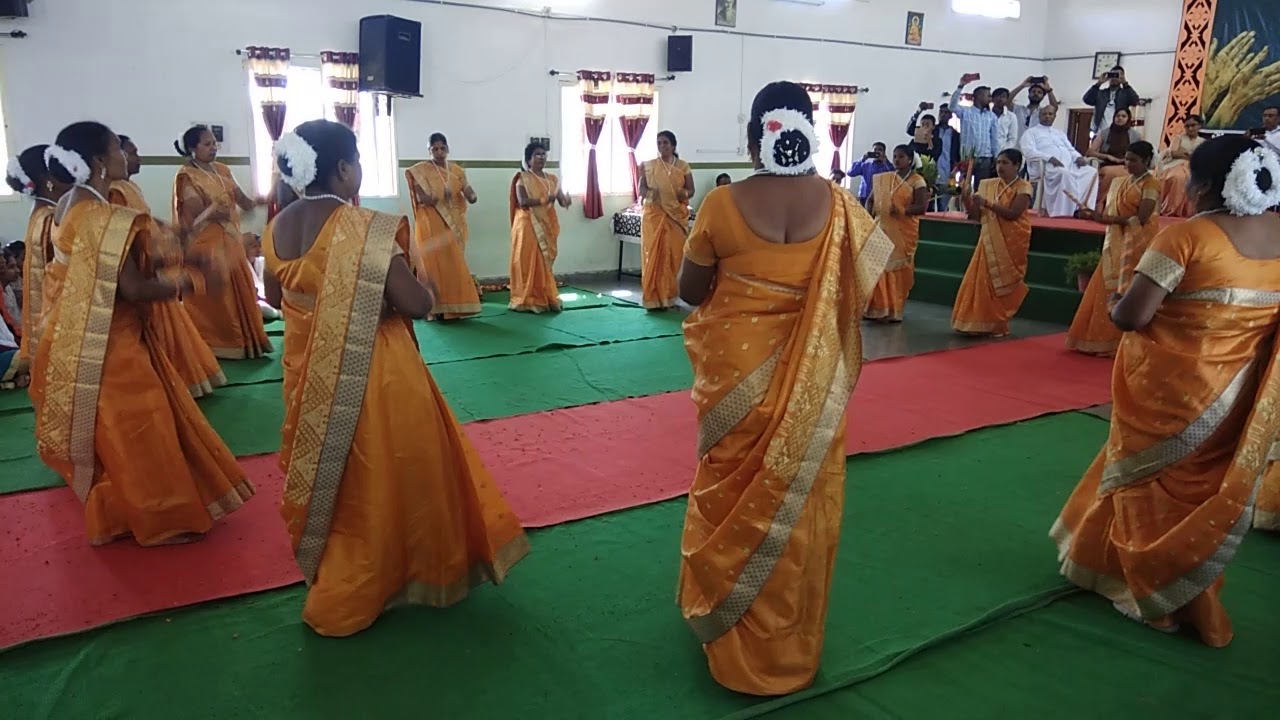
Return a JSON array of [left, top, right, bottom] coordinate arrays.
[[952, 74, 1000, 186]]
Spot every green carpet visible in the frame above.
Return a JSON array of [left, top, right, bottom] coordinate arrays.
[[0, 414, 1108, 719], [780, 532, 1280, 718], [0, 335, 693, 494]]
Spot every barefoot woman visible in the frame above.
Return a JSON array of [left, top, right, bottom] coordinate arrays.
[[6, 144, 70, 369], [638, 130, 693, 310], [509, 142, 571, 313], [406, 133, 482, 320]]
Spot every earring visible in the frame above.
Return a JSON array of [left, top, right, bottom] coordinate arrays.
[[46, 181, 53, 192], [100, 167, 107, 180]]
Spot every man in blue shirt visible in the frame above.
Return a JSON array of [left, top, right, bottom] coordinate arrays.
[[952, 74, 1000, 185], [848, 142, 893, 206]]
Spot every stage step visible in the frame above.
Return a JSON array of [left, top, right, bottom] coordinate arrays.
[[916, 240, 1088, 290], [911, 268, 1084, 325]]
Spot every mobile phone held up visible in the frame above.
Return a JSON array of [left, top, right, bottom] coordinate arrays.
[[1030, 76, 1047, 85], [1106, 71, 1120, 79]]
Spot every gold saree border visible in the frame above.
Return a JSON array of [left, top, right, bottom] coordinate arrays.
[[685, 188, 893, 644], [696, 349, 783, 458], [18, 206, 54, 362], [1172, 288, 1280, 307], [284, 207, 401, 585], [383, 534, 532, 610], [644, 159, 692, 237], [1135, 250, 1186, 293], [1100, 360, 1255, 493], [520, 171, 558, 270], [978, 180, 1023, 299], [37, 205, 140, 503], [408, 163, 468, 246]]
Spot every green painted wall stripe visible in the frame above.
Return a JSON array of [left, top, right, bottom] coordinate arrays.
[[140, 156, 251, 167]]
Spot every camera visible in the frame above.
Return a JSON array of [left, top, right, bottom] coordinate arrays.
[[1106, 71, 1120, 79], [1030, 76, 1047, 85]]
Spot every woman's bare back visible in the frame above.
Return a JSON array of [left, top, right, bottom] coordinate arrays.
[[1206, 212, 1280, 260], [269, 200, 343, 262], [728, 175, 833, 245]]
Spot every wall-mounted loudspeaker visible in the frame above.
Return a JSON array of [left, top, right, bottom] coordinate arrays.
[[359, 15, 423, 97], [0, 0, 30, 18], [667, 35, 693, 73]]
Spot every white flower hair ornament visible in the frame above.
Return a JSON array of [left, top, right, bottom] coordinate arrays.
[[6, 156, 34, 197], [759, 108, 819, 176], [274, 132, 319, 193], [1223, 145, 1280, 216], [45, 145, 91, 185]]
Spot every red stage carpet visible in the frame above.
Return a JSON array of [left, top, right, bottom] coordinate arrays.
[[926, 210, 1183, 234], [0, 334, 1112, 649]]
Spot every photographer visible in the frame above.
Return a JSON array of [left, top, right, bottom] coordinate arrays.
[[1083, 66, 1140, 134], [848, 142, 892, 206]]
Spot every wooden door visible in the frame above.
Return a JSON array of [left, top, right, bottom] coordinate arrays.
[[1068, 109, 1094, 154]]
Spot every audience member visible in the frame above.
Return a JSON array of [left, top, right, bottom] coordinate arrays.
[[0, 247, 21, 350], [1087, 107, 1142, 211], [1251, 106, 1280, 155], [4, 241, 23, 310], [993, 88, 1020, 153], [908, 102, 961, 207], [1083, 66, 1140, 134], [952, 75, 1000, 183], [848, 142, 893, 206], [1021, 105, 1099, 217], [1009, 76, 1060, 145], [714, 172, 732, 187], [909, 113, 943, 161]]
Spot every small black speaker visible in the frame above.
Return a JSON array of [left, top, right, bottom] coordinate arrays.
[[0, 0, 30, 18], [359, 15, 422, 97], [667, 35, 693, 73]]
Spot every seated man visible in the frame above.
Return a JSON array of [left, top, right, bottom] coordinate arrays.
[[1020, 105, 1098, 217], [0, 248, 26, 389]]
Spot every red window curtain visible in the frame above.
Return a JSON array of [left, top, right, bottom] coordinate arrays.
[[615, 72, 656, 202], [826, 85, 857, 173], [579, 70, 612, 219], [247, 46, 290, 217], [321, 51, 360, 128]]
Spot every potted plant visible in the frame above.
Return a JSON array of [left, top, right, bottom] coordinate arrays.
[[1065, 251, 1101, 292]]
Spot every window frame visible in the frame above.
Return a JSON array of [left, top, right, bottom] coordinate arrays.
[[559, 86, 662, 197], [951, 0, 1022, 20], [247, 65, 399, 198]]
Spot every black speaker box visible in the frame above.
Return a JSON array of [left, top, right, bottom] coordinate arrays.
[[667, 35, 693, 73], [359, 15, 422, 97], [0, 0, 30, 18]]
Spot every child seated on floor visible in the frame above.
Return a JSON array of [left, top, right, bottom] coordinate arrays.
[[241, 232, 281, 322], [0, 247, 27, 389]]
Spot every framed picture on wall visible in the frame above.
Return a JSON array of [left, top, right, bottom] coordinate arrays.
[[716, 0, 737, 28], [905, 12, 925, 47], [1093, 51, 1122, 79]]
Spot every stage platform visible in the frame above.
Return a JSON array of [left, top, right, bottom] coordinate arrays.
[[914, 211, 1186, 325]]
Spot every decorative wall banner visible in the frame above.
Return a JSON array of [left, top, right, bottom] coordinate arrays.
[[1163, 0, 1280, 145], [905, 12, 925, 47]]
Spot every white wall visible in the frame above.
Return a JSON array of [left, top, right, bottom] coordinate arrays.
[[1042, 0, 1183, 141], [0, 0, 1056, 276]]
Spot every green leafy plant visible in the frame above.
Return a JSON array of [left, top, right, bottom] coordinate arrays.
[[917, 155, 939, 188], [1064, 251, 1101, 286]]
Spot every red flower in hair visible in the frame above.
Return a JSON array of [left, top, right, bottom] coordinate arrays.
[[765, 120, 783, 132]]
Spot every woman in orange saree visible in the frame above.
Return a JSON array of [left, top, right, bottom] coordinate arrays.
[[7, 144, 71, 367], [405, 133, 482, 320], [952, 148, 1034, 336], [676, 82, 893, 696], [172, 126, 272, 359], [1066, 141, 1161, 356], [508, 142, 571, 313], [111, 135, 225, 396], [864, 145, 929, 323], [637, 130, 694, 310], [1052, 135, 1280, 647], [264, 121, 528, 637], [1157, 114, 1204, 218], [32, 123, 252, 546]]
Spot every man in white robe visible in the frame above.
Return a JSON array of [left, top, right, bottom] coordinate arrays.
[[1021, 105, 1099, 218]]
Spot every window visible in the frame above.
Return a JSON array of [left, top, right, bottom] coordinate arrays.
[[248, 66, 398, 197], [559, 87, 661, 196], [951, 0, 1021, 19], [812, 102, 853, 177]]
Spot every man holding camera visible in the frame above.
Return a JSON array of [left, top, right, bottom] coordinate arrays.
[[953, 74, 1001, 183], [1084, 66, 1140, 134], [1010, 76, 1060, 143], [848, 142, 893, 207]]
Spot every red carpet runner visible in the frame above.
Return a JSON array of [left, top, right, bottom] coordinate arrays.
[[0, 334, 1111, 648]]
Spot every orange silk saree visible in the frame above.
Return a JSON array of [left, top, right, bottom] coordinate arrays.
[[1066, 172, 1161, 356], [640, 157, 692, 309], [173, 163, 272, 359], [30, 199, 252, 546], [16, 201, 55, 366], [1157, 135, 1202, 219], [951, 178, 1034, 336], [406, 161, 482, 319], [1260, 446, 1280, 532], [508, 171, 561, 313], [1052, 218, 1280, 647], [111, 179, 225, 396], [266, 205, 528, 637], [678, 184, 893, 695], [864, 171, 926, 322]]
